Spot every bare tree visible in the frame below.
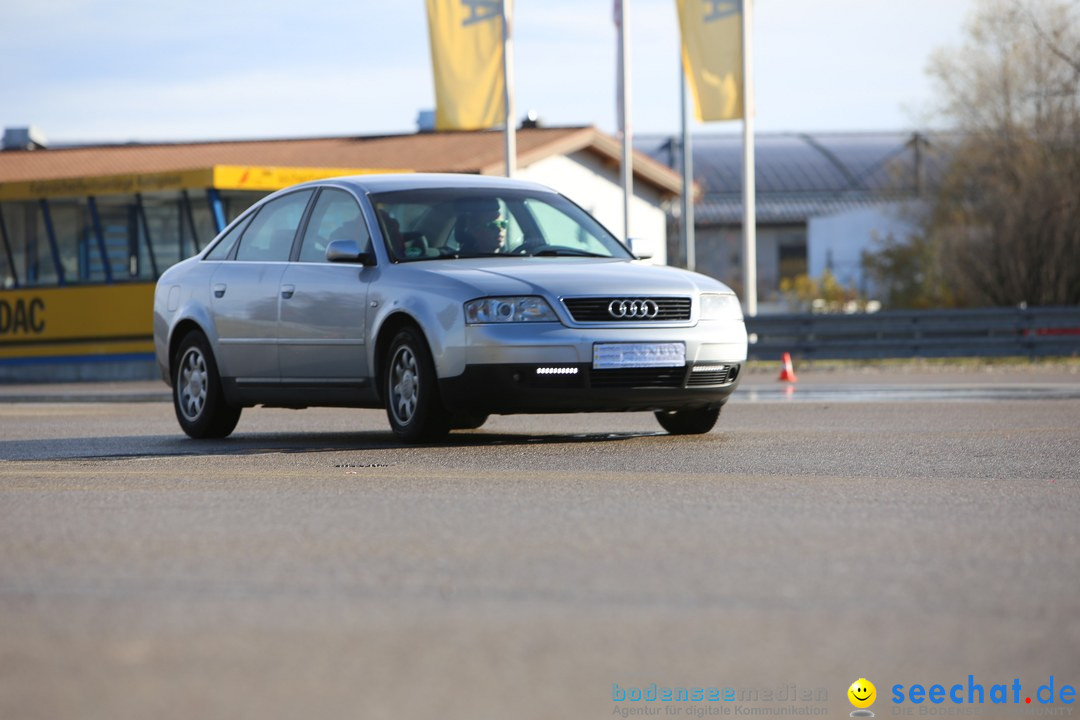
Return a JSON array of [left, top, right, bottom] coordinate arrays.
[[869, 0, 1080, 307]]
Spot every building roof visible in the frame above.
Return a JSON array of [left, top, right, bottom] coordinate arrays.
[[0, 126, 683, 200], [638, 131, 952, 224]]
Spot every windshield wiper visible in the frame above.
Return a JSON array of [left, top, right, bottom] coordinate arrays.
[[403, 251, 506, 260], [532, 248, 609, 258]]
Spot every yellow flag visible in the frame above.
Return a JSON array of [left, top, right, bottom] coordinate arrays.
[[675, 0, 744, 121], [426, 0, 507, 131]]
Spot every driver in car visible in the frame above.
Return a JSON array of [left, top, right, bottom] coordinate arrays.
[[454, 198, 507, 255]]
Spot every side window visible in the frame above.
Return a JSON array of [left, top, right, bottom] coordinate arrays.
[[235, 190, 313, 262], [203, 213, 253, 261], [298, 188, 369, 263]]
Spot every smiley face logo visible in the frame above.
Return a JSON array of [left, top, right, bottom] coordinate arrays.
[[848, 678, 876, 709]]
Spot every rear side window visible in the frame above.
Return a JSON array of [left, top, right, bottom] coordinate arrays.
[[235, 190, 314, 262], [203, 214, 253, 260]]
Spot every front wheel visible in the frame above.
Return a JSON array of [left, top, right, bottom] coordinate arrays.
[[655, 407, 720, 435], [172, 331, 241, 439], [384, 327, 451, 443]]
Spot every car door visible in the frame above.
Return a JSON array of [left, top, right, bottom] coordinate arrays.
[[277, 188, 372, 384], [209, 189, 313, 381]]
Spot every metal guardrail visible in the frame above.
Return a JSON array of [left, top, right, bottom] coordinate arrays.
[[745, 306, 1080, 360]]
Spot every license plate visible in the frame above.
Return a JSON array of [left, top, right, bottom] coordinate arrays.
[[593, 342, 686, 369]]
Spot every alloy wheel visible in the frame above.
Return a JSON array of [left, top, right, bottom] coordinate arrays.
[[389, 345, 420, 426], [178, 346, 208, 422]]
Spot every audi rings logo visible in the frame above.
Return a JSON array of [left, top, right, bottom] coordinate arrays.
[[608, 299, 660, 319]]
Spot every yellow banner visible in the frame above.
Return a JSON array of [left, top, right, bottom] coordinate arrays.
[[426, 0, 507, 131], [0, 284, 154, 359], [676, 0, 744, 121]]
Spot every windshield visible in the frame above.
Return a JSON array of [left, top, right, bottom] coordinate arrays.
[[369, 187, 633, 261]]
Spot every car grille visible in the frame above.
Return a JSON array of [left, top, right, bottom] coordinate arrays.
[[588, 363, 740, 389], [562, 297, 692, 322], [589, 367, 687, 388], [516, 363, 740, 390]]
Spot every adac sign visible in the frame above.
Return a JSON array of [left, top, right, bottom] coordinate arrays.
[[0, 284, 155, 361], [0, 297, 46, 335]]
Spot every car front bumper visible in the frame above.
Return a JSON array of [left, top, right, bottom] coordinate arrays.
[[439, 361, 742, 414], [437, 319, 748, 414]]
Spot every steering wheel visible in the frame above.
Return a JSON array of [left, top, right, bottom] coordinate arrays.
[[510, 236, 546, 255]]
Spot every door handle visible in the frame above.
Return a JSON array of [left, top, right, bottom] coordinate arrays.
[[213, 283, 226, 298], [280, 284, 295, 299]]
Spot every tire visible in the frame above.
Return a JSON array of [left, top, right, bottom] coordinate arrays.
[[384, 326, 451, 443], [655, 407, 720, 435], [172, 331, 242, 439]]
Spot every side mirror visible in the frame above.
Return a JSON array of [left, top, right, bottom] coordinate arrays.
[[326, 239, 374, 266], [626, 237, 654, 261]]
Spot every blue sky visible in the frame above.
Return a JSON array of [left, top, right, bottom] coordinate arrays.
[[1, 0, 976, 144]]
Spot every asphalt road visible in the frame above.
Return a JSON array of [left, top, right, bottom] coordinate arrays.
[[1, 369, 1078, 720]]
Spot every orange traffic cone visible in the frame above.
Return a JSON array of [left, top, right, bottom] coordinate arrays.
[[778, 352, 798, 383]]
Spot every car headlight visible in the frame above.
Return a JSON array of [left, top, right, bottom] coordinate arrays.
[[465, 296, 558, 324], [699, 293, 743, 321]]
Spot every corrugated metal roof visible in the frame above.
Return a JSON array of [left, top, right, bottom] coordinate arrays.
[[638, 131, 952, 224], [695, 194, 909, 225]]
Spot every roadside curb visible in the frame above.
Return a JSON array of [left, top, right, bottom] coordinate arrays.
[[0, 381, 170, 403]]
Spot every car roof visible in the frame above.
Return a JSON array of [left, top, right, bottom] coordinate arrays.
[[298, 172, 559, 196]]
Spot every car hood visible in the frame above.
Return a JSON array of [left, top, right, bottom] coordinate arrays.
[[406, 257, 734, 299]]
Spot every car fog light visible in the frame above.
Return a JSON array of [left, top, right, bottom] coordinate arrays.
[[535, 367, 579, 375], [692, 364, 728, 373]]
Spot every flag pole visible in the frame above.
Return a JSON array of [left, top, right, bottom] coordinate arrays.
[[741, 0, 757, 316], [680, 60, 695, 271], [617, 0, 632, 242], [502, 0, 516, 178]]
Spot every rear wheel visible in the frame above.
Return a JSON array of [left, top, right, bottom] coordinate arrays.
[[654, 407, 720, 435], [172, 331, 241, 439], [384, 326, 451, 443]]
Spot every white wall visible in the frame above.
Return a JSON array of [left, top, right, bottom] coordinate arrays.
[[517, 151, 669, 265], [808, 203, 919, 294]]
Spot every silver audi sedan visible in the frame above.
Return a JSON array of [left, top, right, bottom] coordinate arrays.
[[153, 174, 748, 442]]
